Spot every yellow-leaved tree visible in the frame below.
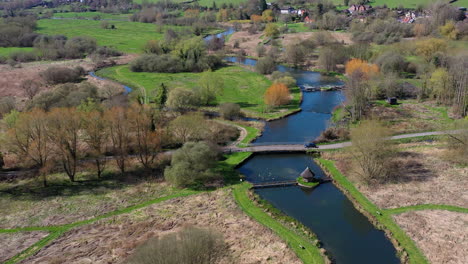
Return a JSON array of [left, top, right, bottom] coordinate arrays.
[[345, 58, 379, 79], [264, 83, 290, 106]]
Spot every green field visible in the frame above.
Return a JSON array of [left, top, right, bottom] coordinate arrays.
[[98, 64, 297, 116], [52, 11, 133, 20], [132, 0, 246, 6], [36, 19, 185, 53], [0, 47, 34, 57]]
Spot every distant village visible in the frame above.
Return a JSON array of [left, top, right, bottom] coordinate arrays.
[[266, 1, 468, 25]]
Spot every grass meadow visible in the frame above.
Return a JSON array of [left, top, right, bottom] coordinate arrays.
[[0, 47, 34, 57], [36, 19, 187, 53], [132, 0, 246, 6], [97, 64, 301, 118], [52, 11, 133, 20]]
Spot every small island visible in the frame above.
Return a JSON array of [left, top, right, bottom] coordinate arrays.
[[297, 167, 320, 188]]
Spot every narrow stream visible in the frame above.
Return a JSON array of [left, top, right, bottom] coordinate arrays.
[[229, 56, 399, 262]]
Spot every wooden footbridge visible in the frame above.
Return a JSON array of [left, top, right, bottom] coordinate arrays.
[[251, 177, 333, 189], [252, 180, 298, 189]]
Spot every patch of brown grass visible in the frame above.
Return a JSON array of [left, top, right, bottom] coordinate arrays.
[[0, 231, 48, 262], [393, 210, 468, 264], [0, 162, 176, 229], [0, 55, 135, 100], [324, 143, 468, 209], [23, 189, 300, 264]]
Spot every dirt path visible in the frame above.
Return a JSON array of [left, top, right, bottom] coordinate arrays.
[[213, 120, 248, 147], [226, 130, 463, 153]]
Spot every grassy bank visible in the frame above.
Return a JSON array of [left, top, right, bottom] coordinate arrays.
[[297, 177, 320, 188], [98, 65, 301, 119], [232, 182, 325, 264], [385, 204, 468, 215], [316, 158, 428, 264]]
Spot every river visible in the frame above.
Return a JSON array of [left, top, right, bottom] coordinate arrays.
[[229, 57, 399, 263], [94, 28, 400, 263]]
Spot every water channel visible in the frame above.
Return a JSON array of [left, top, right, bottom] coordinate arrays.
[[93, 29, 400, 263], [228, 57, 399, 263]]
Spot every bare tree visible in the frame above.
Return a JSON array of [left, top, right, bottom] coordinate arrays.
[[345, 70, 370, 121], [6, 109, 51, 186], [47, 108, 83, 182], [350, 120, 394, 184], [82, 109, 109, 178], [449, 56, 468, 117], [128, 104, 161, 170], [105, 107, 131, 174], [20, 79, 41, 99]]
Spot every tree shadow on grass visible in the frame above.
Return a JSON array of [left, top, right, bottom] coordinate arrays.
[[389, 151, 437, 183], [0, 169, 164, 201]]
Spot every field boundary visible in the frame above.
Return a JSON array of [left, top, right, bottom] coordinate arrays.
[[2, 189, 200, 264], [385, 204, 468, 215], [232, 182, 325, 264]]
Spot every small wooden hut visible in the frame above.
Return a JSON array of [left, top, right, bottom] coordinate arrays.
[[386, 97, 398, 105], [300, 167, 316, 182]]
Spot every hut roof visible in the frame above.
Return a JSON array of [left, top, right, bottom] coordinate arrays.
[[300, 167, 315, 179]]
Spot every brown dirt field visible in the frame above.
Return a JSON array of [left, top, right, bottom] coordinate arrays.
[[23, 188, 301, 264], [281, 32, 353, 47], [0, 231, 48, 262], [367, 101, 454, 134], [227, 31, 264, 56], [0, 55, 135, 100], [227, 31, 352, 57], [325, 143, 468, 209], [393, 210, 468, 264]]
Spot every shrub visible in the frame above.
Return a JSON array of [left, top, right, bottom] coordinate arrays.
[[0, 96, 16, 117], [219, 102, 241, 120], [27, 82, 98, 111], [65, 36, 97, 58], [374, 51, 407, 75], [315, 127, 350, 143], [125, 226, 226, 264], [40, 66, 85, 84], [92, 46, 122, 57], [255, 56, 276, 75], [9, 51, 38, 62], [166, 88, 200, 111], [164, 141, 220, 188]]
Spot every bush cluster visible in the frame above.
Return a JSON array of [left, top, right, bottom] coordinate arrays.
[[27, 82, 99, 111], [40, 66, 86, 85], [126, 226, 226, 264]]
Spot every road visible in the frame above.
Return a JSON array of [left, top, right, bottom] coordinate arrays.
[[225, 130, 461, 153]]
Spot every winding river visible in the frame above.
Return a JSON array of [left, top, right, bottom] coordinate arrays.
[[227, 57, 399, 262], [93, 29, 400, 263]]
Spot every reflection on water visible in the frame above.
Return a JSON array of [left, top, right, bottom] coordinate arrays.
[[228, 52, 399, 263], [238, 154, 399, 264], [224, 56, 345, 144]]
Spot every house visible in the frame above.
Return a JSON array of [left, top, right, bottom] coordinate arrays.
[[300, 167, 316, 183], [280, 7, 295, 14], [400, 11, 417, 23], [347, 4, 372, 14], [304, 16, 314, 23]]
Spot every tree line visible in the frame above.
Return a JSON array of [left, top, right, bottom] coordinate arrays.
[[1, 101, 238, 187]]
